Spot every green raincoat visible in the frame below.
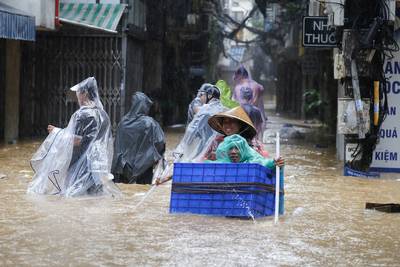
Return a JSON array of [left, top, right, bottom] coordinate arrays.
[[209, 134, 275, 169], [215, 80, 239, 109]]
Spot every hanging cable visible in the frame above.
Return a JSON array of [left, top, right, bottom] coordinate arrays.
[[345, 0, 399, 171]]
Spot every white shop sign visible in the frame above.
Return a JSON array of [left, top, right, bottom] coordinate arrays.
[[371, 30, 400, 172]]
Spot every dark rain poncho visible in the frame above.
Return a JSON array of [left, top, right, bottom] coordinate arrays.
[[28, 77, 120, 197], [112, 92, 165, 184]]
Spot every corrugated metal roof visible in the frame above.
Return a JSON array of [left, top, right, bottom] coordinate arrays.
[[59, 3, 126, 33], [0, 2, 35, 41]]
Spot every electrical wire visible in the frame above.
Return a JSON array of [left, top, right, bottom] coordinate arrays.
[[345, 0, 398, 171]]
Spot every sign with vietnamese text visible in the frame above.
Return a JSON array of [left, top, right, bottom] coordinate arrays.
[[371, 30, 400, 172], [302, 16, 336, 47]]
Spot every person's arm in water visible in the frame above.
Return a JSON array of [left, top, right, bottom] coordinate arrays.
[[155, 164, 173, 185], [155, 175, 172, 185], [156, 140, 226, 184]]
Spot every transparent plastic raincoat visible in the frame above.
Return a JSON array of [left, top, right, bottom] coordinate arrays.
[[112, 92, 165, 184], [175, 98, 227, 162], [186, 83, 213, 125], [28, 77, 120, 197], [187, 97, 203, 125], [156, 98, 227, 183], [233, 66, 266, 127]]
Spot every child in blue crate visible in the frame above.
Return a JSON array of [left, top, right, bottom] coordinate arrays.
[[205, 106, 284, 169]]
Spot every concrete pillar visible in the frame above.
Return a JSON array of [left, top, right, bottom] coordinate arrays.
[[4, 40, 21, 143], [336, 81, 345, 160]]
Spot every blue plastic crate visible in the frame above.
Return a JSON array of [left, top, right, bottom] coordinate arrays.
[[170, 163, 284, 218]]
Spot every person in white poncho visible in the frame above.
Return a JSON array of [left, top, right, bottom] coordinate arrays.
[[28, 77, 120, 197], [155, 85, 227, 184]]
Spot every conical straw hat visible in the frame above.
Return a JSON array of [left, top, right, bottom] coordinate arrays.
[[208, 106, 257, 139]]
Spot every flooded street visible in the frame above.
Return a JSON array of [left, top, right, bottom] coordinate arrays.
[[3, 0, 400, 264], [1, 121, 400, 266]]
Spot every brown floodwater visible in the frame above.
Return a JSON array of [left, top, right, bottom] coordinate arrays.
[[1, 125, 400, 266]]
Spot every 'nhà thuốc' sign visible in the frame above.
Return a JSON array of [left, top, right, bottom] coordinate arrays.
[[302, 16, 336, 47]]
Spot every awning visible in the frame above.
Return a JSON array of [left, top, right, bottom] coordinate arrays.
[[59, 3, 126, 33], [0, 3, 35, 41]]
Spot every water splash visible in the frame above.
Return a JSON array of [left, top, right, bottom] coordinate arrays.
[[233, 189, 256, 223], [292, 207, 305, 216]]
